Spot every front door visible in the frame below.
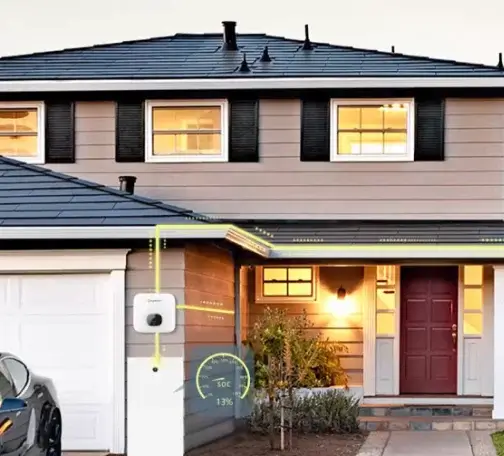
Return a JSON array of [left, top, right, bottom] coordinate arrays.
[[400, 266, 458, 394]]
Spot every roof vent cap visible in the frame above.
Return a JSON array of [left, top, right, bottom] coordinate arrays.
[[222, 21, 238, 51], [239, 52, 250, 72], [119, 175, 137, 194], [260, 46, 272, 62]]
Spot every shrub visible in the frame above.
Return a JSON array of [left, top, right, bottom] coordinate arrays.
[[243, 307, 350, 449], [243, 307, 348, 389], [248, 389, 360, 434]]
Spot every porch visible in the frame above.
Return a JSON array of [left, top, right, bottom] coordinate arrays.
[[239, 261, 504, 416]]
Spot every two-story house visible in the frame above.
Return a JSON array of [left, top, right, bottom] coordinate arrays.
[[1, 20, 504, 455]]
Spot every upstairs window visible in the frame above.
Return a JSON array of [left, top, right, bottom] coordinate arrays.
[[145, 100, 228, 162], [0, 102, 45, 164], [330, 99, 414, 162]]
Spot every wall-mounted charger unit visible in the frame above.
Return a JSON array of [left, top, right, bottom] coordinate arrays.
[[133, 293, 176, 333]]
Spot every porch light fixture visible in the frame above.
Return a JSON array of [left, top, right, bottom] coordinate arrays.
[[337, 285, 346, 300]]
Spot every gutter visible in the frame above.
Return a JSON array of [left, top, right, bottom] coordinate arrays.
[[1, 76, 504, 92], [2, 224, 504, 259]]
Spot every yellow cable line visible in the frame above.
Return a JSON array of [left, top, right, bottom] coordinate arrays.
[[153, 225, 161, 372]]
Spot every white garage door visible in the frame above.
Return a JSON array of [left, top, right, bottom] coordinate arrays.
[[0, 273, 113, 451]]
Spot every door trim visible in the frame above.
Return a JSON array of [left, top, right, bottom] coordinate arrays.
[[399, 266, 459, 395], [0, 249, 129, 454], [364, 264, 467, 397], [457, 265, 464, 396], [394, 267, 401, 396]]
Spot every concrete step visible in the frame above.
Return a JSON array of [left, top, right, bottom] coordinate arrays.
[[358, 404, 498, 431], [359, 404, 493, 418]]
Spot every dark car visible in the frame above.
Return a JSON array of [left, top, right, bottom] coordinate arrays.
[[0, 353, 61, 456]]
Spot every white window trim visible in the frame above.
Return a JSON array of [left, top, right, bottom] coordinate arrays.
[[329, 98, 415, 162], [255, 265, 319, 303], [144, 99, 229, 163], [0, 249, 129, 454], [0, 101, 45, 165]]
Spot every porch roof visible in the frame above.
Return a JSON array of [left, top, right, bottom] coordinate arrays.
[[236, 220, 504, 245]]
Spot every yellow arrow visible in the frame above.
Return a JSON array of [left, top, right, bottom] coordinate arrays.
[[176, 305, 234, 315]]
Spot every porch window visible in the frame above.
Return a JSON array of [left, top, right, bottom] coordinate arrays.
[[255, 266, 318, 302], [462, 265, 483, 336], [330, 99, 414, 162], [145, 100, 228, 163]]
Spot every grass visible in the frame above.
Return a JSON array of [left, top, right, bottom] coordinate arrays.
[[492, 431, 504, 455]]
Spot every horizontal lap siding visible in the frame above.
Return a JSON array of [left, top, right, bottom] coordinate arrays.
[[126, 249, 185, 357], [183, 243, 236, 451], [247, 266, 364, 386], [46, 99, 504, 220]]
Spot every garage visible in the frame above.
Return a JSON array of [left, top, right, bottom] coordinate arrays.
[[0, 271, 118, 451]]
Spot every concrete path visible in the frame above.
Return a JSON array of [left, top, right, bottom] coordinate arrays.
[[357, 431, 497, 456]]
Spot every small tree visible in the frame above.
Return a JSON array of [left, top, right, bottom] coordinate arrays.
[[245, 307, 288, 449], [245, 307, 348, 451]]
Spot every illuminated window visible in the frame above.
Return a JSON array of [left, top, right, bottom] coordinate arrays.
[[145, 100, 228, 162], [255, 266, 318, 302], [376, 265, 396, 286], [0, 102, 45, 164], [464, 288, 483, 311], [330, 99, 414, 162], [464, 265, 483, 286], [462, 265, 484, 337], [464, 313, 483, 335], [377, 288, 395, 311], [375, 265, 397, 336], [377, 312, 395, 335]]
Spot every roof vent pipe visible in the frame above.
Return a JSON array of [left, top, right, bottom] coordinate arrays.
[[302, 24, 313, 50], [119, 175, 137, 194], [222, 21, 238, 51], [498, 52, 503, 70], [239, 53, 250, 72], [260, 46, 272, 62], [391, 45, 395, 53]]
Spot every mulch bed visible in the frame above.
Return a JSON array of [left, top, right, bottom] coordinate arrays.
[[186, 431, 366, 456]]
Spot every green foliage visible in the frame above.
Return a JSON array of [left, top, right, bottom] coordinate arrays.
[[492, 431, 504, 456], [248, 389, 361, 434], [243, 307, 348, 388]]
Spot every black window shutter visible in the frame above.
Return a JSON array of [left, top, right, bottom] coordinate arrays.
[[45, 101, 75, 163], [300, 99, 330, 161], [116, 101, 145, 162], [228, 99, 259, 162], [414, 98, 445, 161]]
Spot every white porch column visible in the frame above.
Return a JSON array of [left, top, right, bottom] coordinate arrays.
[[493, 265, 504, 418]]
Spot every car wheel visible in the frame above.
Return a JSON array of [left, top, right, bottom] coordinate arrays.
[[46, 408, 62, 456], [38, 403, 53, 448]]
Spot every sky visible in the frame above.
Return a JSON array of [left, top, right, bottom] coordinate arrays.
[[0, 0, 502, 66]]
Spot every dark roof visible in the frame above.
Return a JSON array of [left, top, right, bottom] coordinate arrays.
[[0, 156, 211, 226], [238, 221, 504, 244], [0, 33, 502, 80]]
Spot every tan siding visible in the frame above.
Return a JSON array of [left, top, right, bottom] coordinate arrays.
[[248, 266, 364, 386], [183, 243, 236, 451], [46, 98, 504, 220], [240, 266, 249, 341], [125, 249, 185, 358]]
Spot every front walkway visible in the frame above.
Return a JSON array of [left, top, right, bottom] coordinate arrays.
[[357, 431, 496, 456]]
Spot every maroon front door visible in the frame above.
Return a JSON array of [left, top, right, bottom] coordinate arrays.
[[400, 266, 458, 394]]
